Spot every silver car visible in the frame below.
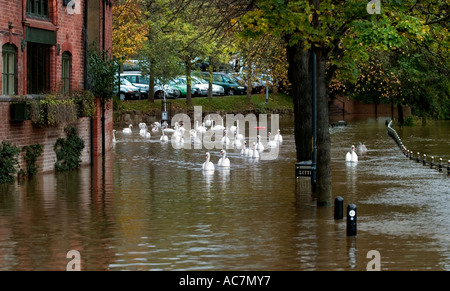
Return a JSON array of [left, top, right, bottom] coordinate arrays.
[[190, 76, 225, 96], [121, 72, 181, 99]]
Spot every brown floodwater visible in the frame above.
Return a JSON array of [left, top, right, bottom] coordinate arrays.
[[0, 115, 449, 271]]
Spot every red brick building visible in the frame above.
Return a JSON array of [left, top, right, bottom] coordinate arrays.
[[0, 0, 114, 173], [0, 0, 113, 95]]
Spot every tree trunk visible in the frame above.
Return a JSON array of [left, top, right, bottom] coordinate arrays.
[[148, 72, 155, 103], [397, 104, 404, 126], [246, 80, 252, 101], [208, 61, 213, 99], [186, 61, 192, 106], [315, 50, 332, 206], [286, 40, 312, 162]]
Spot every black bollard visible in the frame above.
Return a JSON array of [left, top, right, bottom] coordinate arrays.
[[417, 152, 420, 163], [334, 196, 344, 220], [347, 204, 357, 236], [448, 160, 450, 176], [430, 156, 434, 169], [423, 154, 427, 166], [439, 158, 443, 172]]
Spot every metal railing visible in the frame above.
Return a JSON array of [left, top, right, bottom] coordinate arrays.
[[387, 120, 449, 175]]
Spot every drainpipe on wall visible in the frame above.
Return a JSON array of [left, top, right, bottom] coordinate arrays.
[[84, 0, 94, 166], [101, 0, 106, 157]]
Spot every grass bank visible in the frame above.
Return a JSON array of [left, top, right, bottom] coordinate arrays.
[[114, 93, 294, 116]]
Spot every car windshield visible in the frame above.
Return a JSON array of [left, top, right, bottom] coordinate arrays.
[[173, 78, 187, 85], [193, 77, 207, 84], [139, 76, 149, 84], [121, 78, 133, 86], [222, 74, 232, 82]]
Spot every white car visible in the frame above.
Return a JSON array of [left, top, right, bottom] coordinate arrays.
[[121, 72, 181, 99], [190, 76, 225, 96]]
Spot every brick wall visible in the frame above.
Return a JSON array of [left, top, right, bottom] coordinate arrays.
[[331, 97, 411, 117], [0, 96, 113, 175]]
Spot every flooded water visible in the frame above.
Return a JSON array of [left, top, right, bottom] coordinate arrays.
[[0, 115, 449, 271]]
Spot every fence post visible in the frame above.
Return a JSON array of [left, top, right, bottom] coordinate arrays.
[[334, 196, 344, 220]]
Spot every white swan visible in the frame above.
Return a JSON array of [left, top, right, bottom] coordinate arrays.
[[202, 152, 215, 171], [246, 141, 254, 157], [173, 129, 184, 144], [221, 129, 231, 145], [233, 132, 243, 148], [163, 122, 179, 135], [205, 116, 212, 127], [345, 145, 358, 162], [196, 121, 207, 134], [190, 129, 201, 145], [140, 124, 151, 138], [217, 150, 230, 167], [256, 135, 265, 152], [274, 129, 283, 143], [212, 119, 225, 131], [252, 142, 260, 158], [235, 120, 244, 141], [160, 129, 168, 142], [267, 132, 278, 148], [139, 123, 146, 136], [151, 122, 160, 133], [357, 142, 367, 153], [122, 124, 133, 134], [229, 123, 237, 135], [241, 141, 249, 156]]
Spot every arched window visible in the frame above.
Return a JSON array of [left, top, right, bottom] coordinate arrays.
[[62, 52, 71, 94], [27, 0, 49, 18], [2, 44, 17, 95]]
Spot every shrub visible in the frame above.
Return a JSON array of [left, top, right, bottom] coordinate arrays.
[[22, 144, 43, 178], [0, 141, 21, 184], [54, 126, 85, 172]]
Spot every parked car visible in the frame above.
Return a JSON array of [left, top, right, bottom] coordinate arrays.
[[174, 76, 224, 97], [114, 77, 142, 100], [190, 76, 224, 96], [120, 72, 181, 99], [232, 72, 264, 94], [169, 78, 189, 97], [154, 79, 181, 99], [197, 72, 246, 96]]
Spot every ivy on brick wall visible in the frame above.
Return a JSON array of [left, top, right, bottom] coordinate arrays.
[[71, 90, 96, 118], [54, 126, 85, 172], [0, 141, 21, 184], [21, 144, 43, 178], [28, 91, 96, 127], [29, 96, 77, 127]]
